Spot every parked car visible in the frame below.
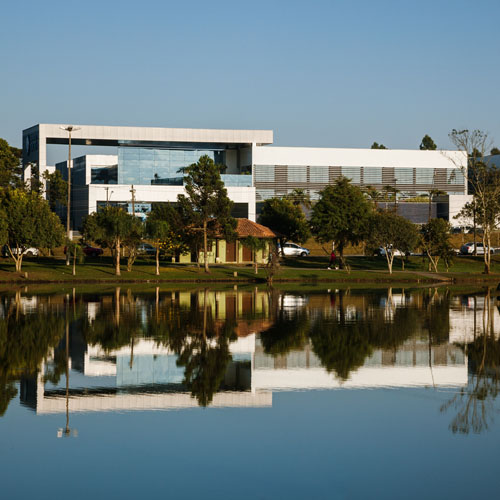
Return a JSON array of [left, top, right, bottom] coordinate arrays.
[[1, 245, 39, 257], [460, 242, 495, 255], [374, 246, 406, 257], [83, 244, 103, 257], [280, 242, 310, 257], [137, 243, 156, 255]]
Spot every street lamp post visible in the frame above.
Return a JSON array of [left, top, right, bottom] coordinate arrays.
[[60, 126, 80, 265]]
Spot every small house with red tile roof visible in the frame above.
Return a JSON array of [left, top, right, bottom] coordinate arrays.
[[178, 218, 278, 264]]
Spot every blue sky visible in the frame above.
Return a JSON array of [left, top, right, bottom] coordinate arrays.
[[1, 0, 499, 154]]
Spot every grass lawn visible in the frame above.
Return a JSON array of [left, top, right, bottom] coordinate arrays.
[[0, 254, 499, 284]]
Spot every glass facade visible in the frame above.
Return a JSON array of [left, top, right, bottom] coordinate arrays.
[[117, 147, 224, 185], [91, 165, 118, 184]]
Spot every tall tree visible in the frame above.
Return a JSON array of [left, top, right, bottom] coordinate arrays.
[[258, 197, 310, 255], [82, 206, 136, 276], [0, 139, 23, 189], [310, 177, 371, 268], [0, 188, 65, 271], [177, 155, 236, 273], [420, 134, 437, 150], [43, 170, 67, 211], [368, 211, 420, 273], [145, 208, 171, 276], [371, 142, 387, 149], [421, 218, 452, 273], [449, 129, 500, 273]]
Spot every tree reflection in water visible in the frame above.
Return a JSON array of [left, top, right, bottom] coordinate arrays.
[[1, 286, 500, 428], [0, 292, 65, 415], [441, 289, 500, 434]]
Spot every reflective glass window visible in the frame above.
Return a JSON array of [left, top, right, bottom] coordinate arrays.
[[395, 167, 413, 184], [254, 165, 275, 182], [416, 168, 434, 184], [363, 167, 382, 184], [287, 165, 307, 183], [341, 166, 361, 183], [309, 166, 328, 183]]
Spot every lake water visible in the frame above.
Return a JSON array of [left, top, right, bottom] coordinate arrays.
[[1, 285, 499, 499]]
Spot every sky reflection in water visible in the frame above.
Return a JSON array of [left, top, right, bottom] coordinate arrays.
[[0, 286, 499, 499]]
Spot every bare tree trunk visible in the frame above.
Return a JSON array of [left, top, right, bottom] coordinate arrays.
[[203, 220, 210, 274], [8, 245, 23, 273], [385, 250, 393, 274], [483, 232, 491, 274], [72, 250, 76, 276], [115, 239, 121, 276], [254, 252, 258, 274], [155, 245, 160, 276]]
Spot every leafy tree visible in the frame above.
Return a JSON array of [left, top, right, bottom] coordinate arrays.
[[310, 177, 371, 268], [258, 197, 310, 256], [490, 147, 500, 156], [43, 170, 67, 211], [419, 134, 437, 150], [122, 216, 144, 272], [0, 209, 7, 248], [65, 239, 83, 276], [177, 155, 236, 273], [421, 218, 452, 272], [371, 142, 387, 149], [241, 236, 267, 274], [368, 211, 419, 273], [0, 138, 23, 189], [82, 206, 136, 276], [0, 188, 65, 271], [449, 128, 500, 273], [145, 209, 171, 276]]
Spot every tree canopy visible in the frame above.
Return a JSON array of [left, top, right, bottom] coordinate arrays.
[[0, 139, 23, 189], [0, 188, 65, 271], [368, 211, 420, 273], [82, 206, 137, 276], [258, 197, 310, 253], [420, 134, 437, 150], [177, 155, 236, 273], [421, 218, 452, 272], [370, 142, 387, 149], [309, 177, 371, 267]]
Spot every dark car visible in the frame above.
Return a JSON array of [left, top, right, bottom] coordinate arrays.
[[83, 245, 103, 257], [137, 243, 156, 255]]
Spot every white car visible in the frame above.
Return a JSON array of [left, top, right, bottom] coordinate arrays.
[[281, 243, 310, 257], [460, 242, 495, 255], [2, 245, 39, 257]]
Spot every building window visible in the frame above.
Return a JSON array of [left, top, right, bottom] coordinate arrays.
[[394, 167, 413, 185], [287, 165, 307, 183], [256, 189, 274, 201], [447, 168, 464, 185], [415, 168, 434, 184], [363, 167, 383, 185], [341, 166, 361, 184], [309, 166, 328, 183], [254, 165, 275, 182]]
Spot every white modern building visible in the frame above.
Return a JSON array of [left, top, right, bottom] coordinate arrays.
[[22, 123, 469, 228]]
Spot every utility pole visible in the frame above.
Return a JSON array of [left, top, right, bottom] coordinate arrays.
[[130, 184, 136, 216], [60, 126, 80, 266]]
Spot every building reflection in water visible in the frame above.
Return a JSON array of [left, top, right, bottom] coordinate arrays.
[[0, 286, 498, 432]]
